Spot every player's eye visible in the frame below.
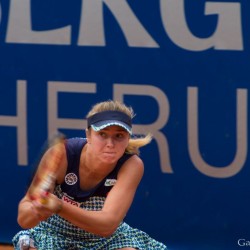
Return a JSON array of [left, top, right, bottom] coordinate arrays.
[[99, 132, 107, 138]]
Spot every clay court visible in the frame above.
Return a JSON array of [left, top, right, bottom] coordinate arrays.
[[0, 245, 13, 250]]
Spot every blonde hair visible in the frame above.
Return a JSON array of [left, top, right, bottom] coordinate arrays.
[[86, 100, 152, 155]]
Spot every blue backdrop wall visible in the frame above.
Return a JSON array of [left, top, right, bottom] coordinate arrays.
[[0, 1, 249, 249]]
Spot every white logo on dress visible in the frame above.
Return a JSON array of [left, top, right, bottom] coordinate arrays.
[[105, 179, 117, 186], [65, 173, 78, 185]]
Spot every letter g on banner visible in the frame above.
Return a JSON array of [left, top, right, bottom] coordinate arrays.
[[160, 0, 243, 51]]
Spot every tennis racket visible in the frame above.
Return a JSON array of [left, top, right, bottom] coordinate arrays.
[[27, 133, 66, 206]]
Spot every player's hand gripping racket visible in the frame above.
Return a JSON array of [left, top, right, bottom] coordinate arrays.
[[27, 133, 65, 207]]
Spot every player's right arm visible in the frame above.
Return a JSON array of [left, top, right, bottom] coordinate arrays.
[[17, 144, 67, 229]]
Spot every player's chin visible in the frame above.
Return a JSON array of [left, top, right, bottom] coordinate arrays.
[[102, 154, 119, 163]]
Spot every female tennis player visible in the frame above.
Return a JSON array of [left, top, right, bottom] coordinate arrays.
[[13, 100, 167, 249]]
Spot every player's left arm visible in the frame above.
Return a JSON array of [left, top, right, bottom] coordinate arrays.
[[57, 155, 144, 237], [101, 155, 144, 228]]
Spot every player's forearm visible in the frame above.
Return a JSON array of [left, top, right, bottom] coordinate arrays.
[[17, 194, 63, 229], [58, 201, 120, 237]]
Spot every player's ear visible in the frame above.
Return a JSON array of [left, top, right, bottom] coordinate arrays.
[[85, 128, 91, 143]]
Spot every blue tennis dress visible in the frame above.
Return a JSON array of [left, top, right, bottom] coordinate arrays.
[[13, 138, 167, 249]]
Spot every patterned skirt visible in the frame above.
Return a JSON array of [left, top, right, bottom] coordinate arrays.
[[12, 196, 167, 250]]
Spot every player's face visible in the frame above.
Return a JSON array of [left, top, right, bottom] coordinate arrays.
[[88, 126, 130, 164]]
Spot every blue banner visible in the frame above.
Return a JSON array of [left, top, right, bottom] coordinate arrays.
[[0, 1, 249, 249]]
